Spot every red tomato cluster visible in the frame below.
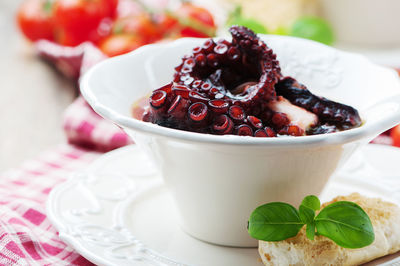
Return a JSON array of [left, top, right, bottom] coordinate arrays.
[[17, 0, 216, 56]]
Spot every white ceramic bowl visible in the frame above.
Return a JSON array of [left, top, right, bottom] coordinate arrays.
[[80, 35, 400, 247], [321, 0, 400, 47]]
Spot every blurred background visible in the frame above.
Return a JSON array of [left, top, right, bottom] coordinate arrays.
[[1, 0, 400, 172], [0, 0, 75, 172]]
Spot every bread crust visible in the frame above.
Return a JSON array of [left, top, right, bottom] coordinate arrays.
[[258, 193, 400, 266]]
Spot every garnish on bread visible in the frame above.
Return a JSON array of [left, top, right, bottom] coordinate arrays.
[[251, 193, 400, 266]]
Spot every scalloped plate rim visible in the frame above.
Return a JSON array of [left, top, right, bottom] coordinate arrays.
[[46, 144, 400, 266]]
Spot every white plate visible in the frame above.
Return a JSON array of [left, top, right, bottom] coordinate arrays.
[[47, 144, 400, 266]]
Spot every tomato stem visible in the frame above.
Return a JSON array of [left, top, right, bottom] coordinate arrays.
[[165, 10, 216, 37], [130, 0, 155, 15], [43, 0, 54, 15]]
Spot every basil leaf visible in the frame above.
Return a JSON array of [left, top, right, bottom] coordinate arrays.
[[299, 195, 319, 223], [301, 195, 320, 211], [315, 201, 374, 249], [248, 202, 304, 241], [299, 205, 315, 224], [306, 223, 316, 240]]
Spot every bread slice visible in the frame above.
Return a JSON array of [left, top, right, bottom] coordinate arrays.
[[258, 193, 400, 266]]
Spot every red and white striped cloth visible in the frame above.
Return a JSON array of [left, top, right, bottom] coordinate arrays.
[[37, 40, 132, 152], [0, 41, 133, 265], [63, 97, 132, 152], [0, 145, 100, 265]]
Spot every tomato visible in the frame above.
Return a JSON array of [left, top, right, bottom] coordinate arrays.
[[155, 12, 180, 38], [53, 0, 109, 46], [178, 3, 215, 29], [17, 0, 54, 42], [175, 3, 216, 37], [102, 0, 118, 18], [391, 125, 400, 147], [99, 34, 143, 57], [100, 12, 171, 57], [112, 14, 163, 43]]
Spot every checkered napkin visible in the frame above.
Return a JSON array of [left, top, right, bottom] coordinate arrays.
[[0, 41, 133, 265], [63, 97, 133, 152], [36, 40, 133, 152], [36, 40, 106, 80], [0, 144, 100, 265]]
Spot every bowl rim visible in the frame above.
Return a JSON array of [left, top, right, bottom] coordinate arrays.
[[80, 35, 400, 147]]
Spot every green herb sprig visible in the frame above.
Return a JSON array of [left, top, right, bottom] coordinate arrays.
[[226, 5, 268, 34], [248, 195, 375, 249]]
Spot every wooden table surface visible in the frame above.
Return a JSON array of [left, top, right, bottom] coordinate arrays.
[[0, 0, 76, 172]]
